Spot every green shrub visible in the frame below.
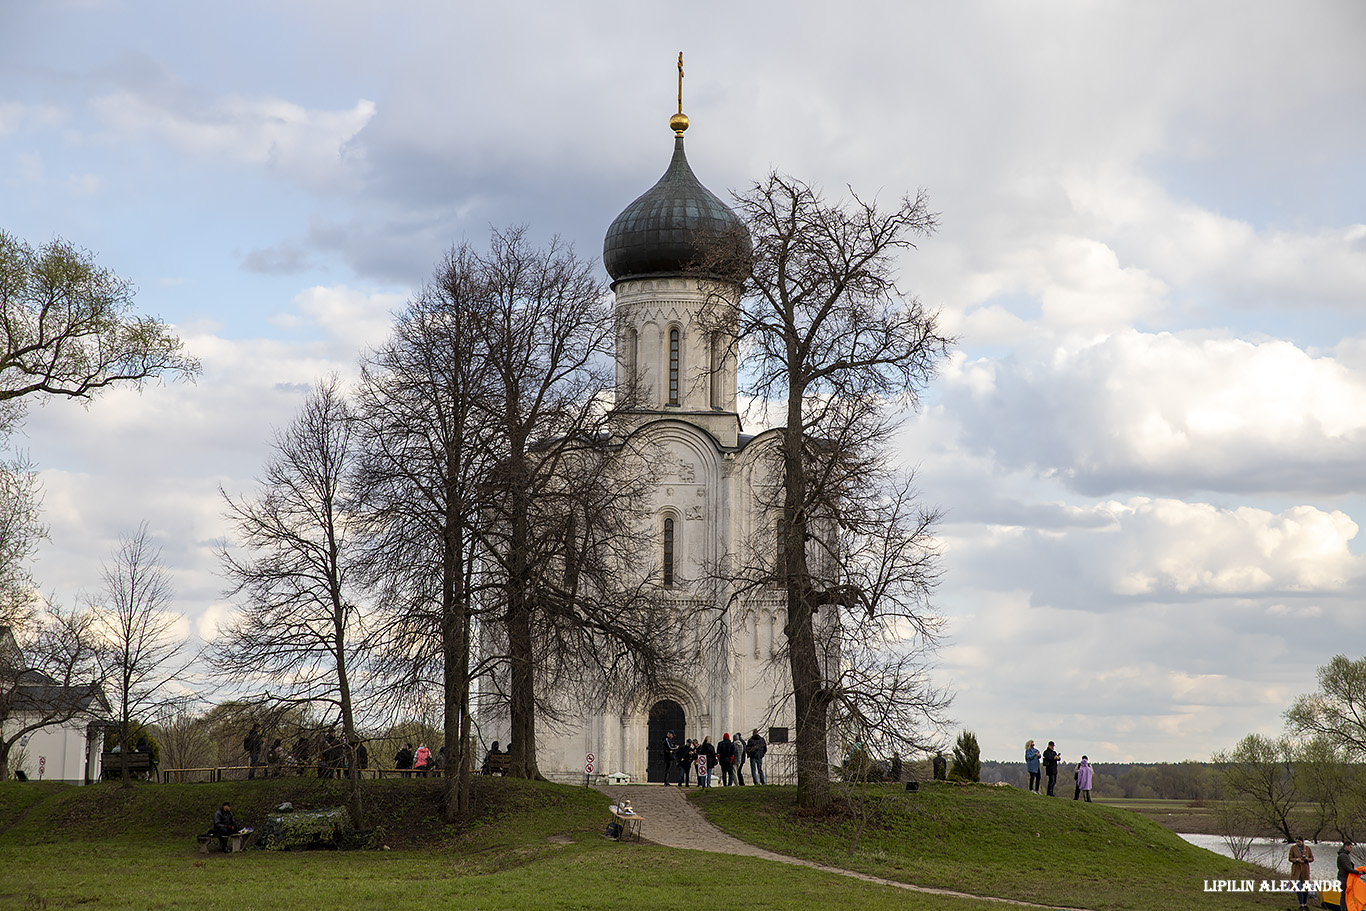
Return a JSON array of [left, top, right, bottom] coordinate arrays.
[[948, 730, 980, 783]]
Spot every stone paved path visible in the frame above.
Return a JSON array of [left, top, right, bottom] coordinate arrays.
[[593, 784, 1094, 911]]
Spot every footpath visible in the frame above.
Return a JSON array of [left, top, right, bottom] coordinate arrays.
[[593, 783, 1094, 911]]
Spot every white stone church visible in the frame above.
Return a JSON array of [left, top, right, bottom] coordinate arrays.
[[482, 112, 798, 784]]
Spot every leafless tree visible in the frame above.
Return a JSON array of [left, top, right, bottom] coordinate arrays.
[[150, 696, 216, 778], [465, 227, 668, 780], [214, 376, 372, 822], [699, 173, 953, 809], [353, 247, 493, 819], [88, 523, 190, 786], [0, 604, 105, 781], [0, 231, 199, 405]]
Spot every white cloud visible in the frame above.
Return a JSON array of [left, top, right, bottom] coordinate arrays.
[[89, 90, 375, 191], [941, 330, 1366, 495], [1064, 170, 1366, 311], [1102, 499, 1360, 596], [0, 101, 66, 135], [270, 285, 406, 355]]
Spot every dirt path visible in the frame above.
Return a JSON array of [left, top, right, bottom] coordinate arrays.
[[594, 784, 1095, 911]]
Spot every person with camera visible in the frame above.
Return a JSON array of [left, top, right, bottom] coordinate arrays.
[[1042, 741, 1060, 796]]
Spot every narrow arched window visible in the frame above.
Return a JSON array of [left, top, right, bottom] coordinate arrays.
[[709, 333, 722, 408], [663, 517, 675, 586], [625, 326, 639, 396], [668, 328, 680, 406]]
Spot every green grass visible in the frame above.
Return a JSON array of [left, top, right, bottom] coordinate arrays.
[[0, 778, 1005, 911], [0, 777, 1299, 911], [692, 781, 1295, 911], [0, 841, 1018, 911]]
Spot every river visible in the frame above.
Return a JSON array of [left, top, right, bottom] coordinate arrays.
[[1180, 833, 1347, 882]]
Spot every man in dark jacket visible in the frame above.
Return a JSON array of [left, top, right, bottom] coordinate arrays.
[[676, 738, 696, 787], [395, 743, 415, 778], [717, 734, 737, 786], [1042, 742, 1060, 797], [244, 724, 264, 780], [212, 802, 237, 852], [746, 730, 767, 785], [662, 731, 678, 786]]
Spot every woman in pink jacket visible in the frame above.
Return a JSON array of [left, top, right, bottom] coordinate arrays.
[[1073, 755, 1093, 802]]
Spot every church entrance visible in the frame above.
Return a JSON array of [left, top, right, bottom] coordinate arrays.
[[646, 699, 685, 783]]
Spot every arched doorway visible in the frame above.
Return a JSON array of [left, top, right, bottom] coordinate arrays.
[[647, 699, 685, 783]]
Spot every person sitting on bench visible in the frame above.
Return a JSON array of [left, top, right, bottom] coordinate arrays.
[[213, 802, 237, 852], [482, 741, 502, 774]]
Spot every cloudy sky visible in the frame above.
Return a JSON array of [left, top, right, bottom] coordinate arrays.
[[2, 0, 1363, 762]]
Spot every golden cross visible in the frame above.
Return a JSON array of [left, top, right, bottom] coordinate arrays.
[[677, 52, 684, 114]]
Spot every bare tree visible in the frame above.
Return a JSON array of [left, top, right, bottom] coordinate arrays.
[[0, 231, 199, 404], [150, 696, 216, 779], [89, 523, 190, 786], [214, 376, 372, 822], [700, 173, 953, 809], [0, 604, 105, 781], [353, 248, 493, 820], [466, 227, 667, 780]]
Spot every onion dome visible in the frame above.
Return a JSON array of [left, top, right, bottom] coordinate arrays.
[[602, 128, 748, 282]]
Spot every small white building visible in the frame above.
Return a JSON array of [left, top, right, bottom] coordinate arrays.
[[0, 625, 109, 784], [481, 112, 810, 784]]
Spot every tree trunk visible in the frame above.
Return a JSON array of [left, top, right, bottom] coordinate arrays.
[[442, 504, 472, 821], [787, 583, 832, 809], [505, 454, 543, 781], [784, 382, 832, 809]]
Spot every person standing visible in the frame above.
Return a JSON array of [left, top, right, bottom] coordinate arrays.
[[1289, 837, 1314, 911], [1339, 839, 1356, 910], [1073, 755, 1093, 802], [266, 738, 284, 778], [1042, 741, 1060, 796], [677, 738, 696, 787], [746, 729, 767, 785], [1024, 740, 1041, 793], [662, 730, 678, 786], [698, 736, 716, 788], [733, 732, 746, 786], [244, 724, 264, 780], [717, 733, 736, 786]]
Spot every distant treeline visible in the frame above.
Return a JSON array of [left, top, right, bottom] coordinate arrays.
[[978, 760, 1220, 801]]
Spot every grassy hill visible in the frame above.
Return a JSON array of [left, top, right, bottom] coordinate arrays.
[[693, 780, 1298, 911], [0, 777, 1296, 911]]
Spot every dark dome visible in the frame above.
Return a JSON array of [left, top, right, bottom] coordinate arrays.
[[603, 136, 748, 282]]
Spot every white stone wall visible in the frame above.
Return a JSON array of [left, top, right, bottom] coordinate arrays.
[[2, 716, 98, 783], [478, 275, 802, 783]]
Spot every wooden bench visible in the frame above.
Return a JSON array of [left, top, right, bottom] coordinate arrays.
[[481, 753, 511, 776], [101, 751, 156, 780], [197, 828, 252, 853]]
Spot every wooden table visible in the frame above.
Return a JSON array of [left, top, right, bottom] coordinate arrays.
[[611, 809, 642, 842]]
